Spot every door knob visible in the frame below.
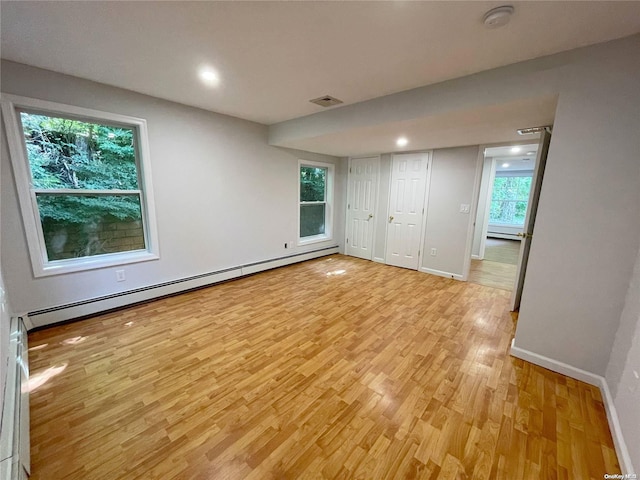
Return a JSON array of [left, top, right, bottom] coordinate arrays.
[[368, 214, 373, 220], [516, 232, 525, 237], [389, 215, 394, 223]]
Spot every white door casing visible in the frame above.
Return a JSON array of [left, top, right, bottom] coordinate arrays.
[[346, 156, 379, 260], [385, 153, 429, 270], [511, 129, 552, 310]]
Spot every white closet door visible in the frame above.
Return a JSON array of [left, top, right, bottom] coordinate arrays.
[[385, 153, 429, 270], [346, 156, 379, 260]]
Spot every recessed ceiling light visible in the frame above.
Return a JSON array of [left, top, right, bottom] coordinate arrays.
[[510, 147, 522, 154], [198, 67, 220, 87], [502, 163, 510, 168], [483, 5, 514, 29], [396, 137, 408, 147], [526, 151, 535, 155]]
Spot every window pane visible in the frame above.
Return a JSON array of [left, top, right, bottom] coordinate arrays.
[[300, 204, 326, 237], [490, 175, 532, 225], [36, 194, 145, 261], [300, 166, 326, 202], [20, 112, 139, 190]]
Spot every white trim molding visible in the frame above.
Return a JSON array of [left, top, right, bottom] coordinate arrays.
[[510, 341, 634, 475], [419, 267, 463, 281]]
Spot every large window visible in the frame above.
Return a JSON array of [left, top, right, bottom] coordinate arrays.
[[299, 160, 333, 244], [489, 174, 532, 226], [3, 95, 159, 276]]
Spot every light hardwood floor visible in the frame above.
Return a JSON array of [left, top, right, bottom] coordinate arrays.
[[27, 255, 620, 479], [469, 239, 520, 291]]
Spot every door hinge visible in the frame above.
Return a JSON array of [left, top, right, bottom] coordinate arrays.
[[422, 207, 424, 214], [418, 250, 420, 256], [346, 238, 349, 244], [348, 203, 350, 209], [349, 167, 352, 173]]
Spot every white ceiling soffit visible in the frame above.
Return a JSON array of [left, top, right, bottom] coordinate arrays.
[[2, 1, 640, 125], [278, 96, 557, 157]]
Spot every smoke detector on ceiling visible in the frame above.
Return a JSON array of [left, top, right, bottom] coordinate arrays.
[[310, 95, 343, 108], [483, 6, 514, 28]]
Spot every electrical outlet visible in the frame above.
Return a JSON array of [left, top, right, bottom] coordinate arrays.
[[116, 269, 126, 282], [430, 248, 437, 256], [460, 204, 470, 214]]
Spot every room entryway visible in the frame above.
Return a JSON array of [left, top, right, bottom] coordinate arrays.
[[469, 238, 519, 290]]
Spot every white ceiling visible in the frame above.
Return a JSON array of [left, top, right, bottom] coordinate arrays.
[[487, 144, 538, 171], [2, 1, 640, 127]]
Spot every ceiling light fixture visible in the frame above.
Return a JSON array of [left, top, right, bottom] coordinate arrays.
[[483, 5, 514, 29], [510, 147, 522, 153], [502, 163, 510, 168], [396, 137, 408, 147], [526, 151, 535, 155], [198, 67, 220, 87]]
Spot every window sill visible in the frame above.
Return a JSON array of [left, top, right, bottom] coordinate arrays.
[[298, 235, 332, 247], [35, 250, 159, 277]]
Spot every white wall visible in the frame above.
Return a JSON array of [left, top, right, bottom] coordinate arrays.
[[421, 146, 479, 279], [0, 61, 345, 326], [471, 157, 493, 258], [513, 38, 640, 375], [606, 246, 640, 473]]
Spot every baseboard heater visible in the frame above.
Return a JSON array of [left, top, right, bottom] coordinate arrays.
[[0, 317, 30, 479], [27, 245, 340, 329]]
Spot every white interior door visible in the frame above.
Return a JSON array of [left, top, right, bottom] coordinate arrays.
[[346, 156, 379, 260], [511, 129, 552, 310], [385, 153, 429, 269]]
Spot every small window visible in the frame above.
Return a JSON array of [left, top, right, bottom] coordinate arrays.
[[298, 160, 334, 244], [3, 95, 159, 276], [489, 175, 532, 226]]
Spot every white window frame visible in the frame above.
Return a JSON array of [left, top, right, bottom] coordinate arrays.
[[1, 94, 160, 277], [298, 159, 334, 246]]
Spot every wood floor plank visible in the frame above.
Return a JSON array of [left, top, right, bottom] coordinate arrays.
[[27, 255, 620, 479]]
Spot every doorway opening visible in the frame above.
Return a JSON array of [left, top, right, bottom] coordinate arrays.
[[469, 143, 538, 291]]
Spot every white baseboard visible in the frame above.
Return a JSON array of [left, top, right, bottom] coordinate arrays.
[[28, 247, 339, 329], [419, 267, 463, 281], [373, 257, 385, 264], [471, 254, 482, 260], [510, 342, 634, 475]]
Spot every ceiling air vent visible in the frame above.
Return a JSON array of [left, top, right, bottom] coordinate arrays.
[[309, 95, 343, 108]]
